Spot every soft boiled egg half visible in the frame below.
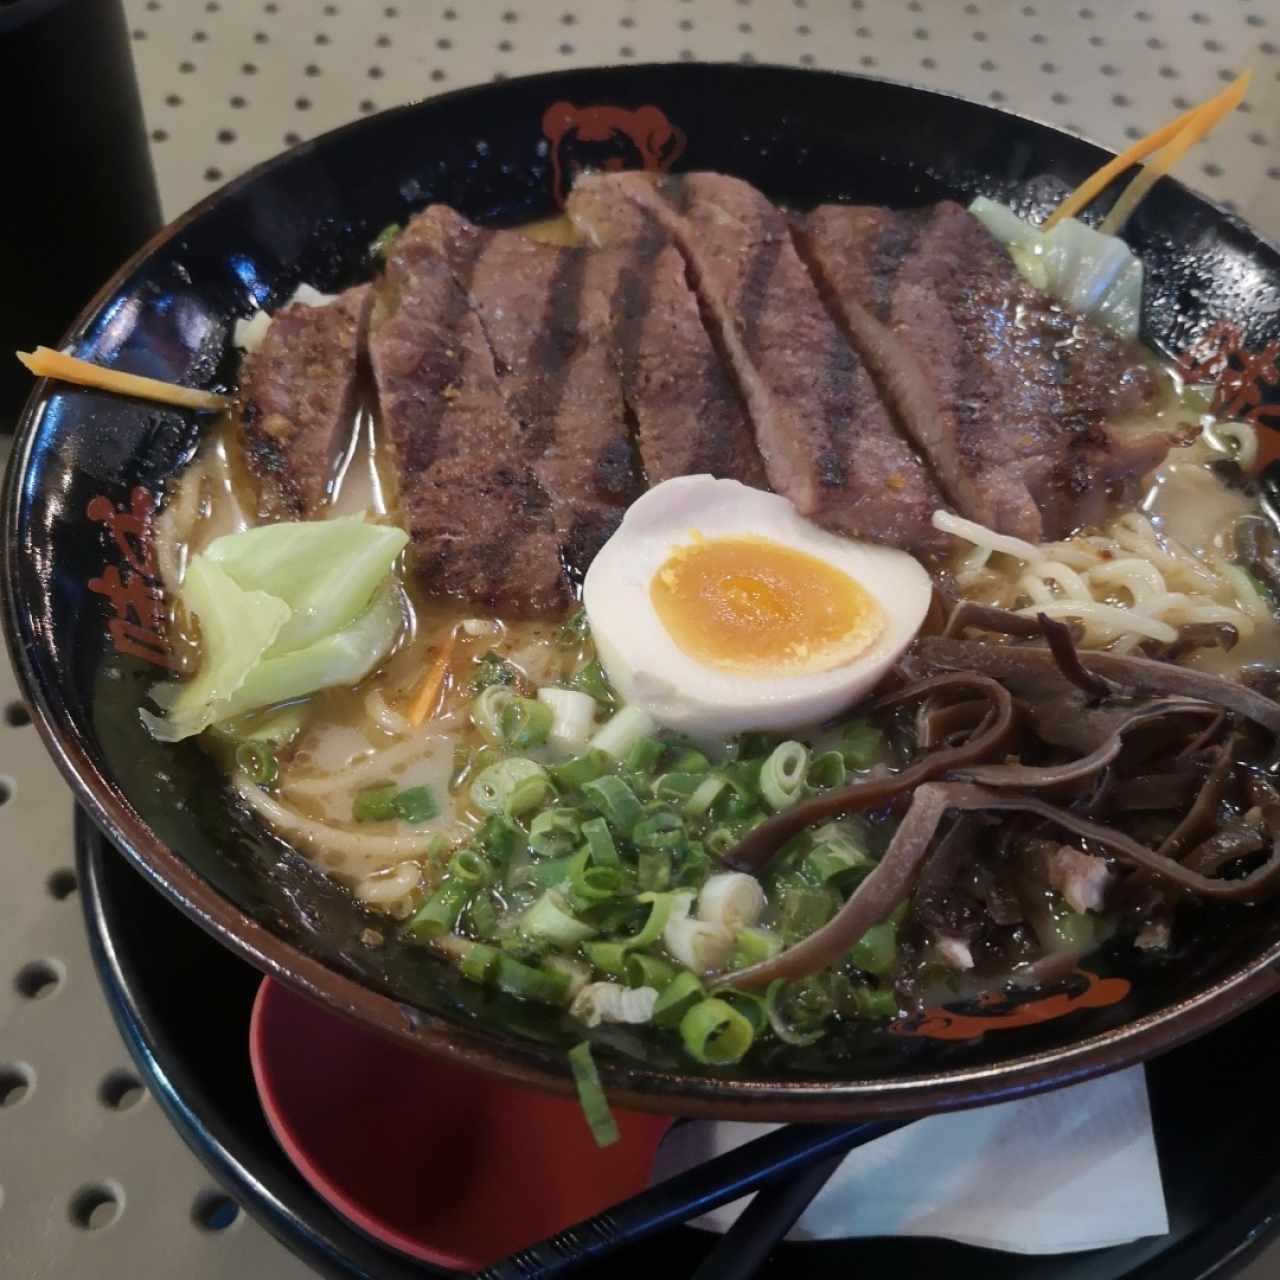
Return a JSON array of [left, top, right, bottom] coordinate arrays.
[[582, 476, 933, 735]]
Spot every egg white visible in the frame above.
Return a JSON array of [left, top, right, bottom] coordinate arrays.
[[582, 476, 934, 735]]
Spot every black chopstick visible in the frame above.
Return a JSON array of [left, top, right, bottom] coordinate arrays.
[[688, 1146, 849, 1280], [477, 1119, 907, 1279]]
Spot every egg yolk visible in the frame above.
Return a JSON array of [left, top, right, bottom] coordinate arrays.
[[650, 535, 884, 674]]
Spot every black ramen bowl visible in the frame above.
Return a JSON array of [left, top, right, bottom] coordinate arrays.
[[6, 64, 1280, 1121]]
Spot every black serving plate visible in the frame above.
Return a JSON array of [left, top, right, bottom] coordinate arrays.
[[80, 813, 1280, 1279], [11, 63, 1280, 1121]]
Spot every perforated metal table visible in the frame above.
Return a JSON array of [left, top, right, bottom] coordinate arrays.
[[4, 1, 1280, 1275]]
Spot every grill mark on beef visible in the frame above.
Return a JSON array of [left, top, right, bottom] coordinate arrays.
[[611, 258, 655, 394], [603, 257, 652, 494], [812, 322, 853, 490], [505, 248, 589, 458], [602, 261, 655, 493], [867, 209, 928, 321], [737, 230, 784, 356]]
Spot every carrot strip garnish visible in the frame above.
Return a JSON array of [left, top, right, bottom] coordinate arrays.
[[1043, 70, 1251, 233], [1099, 70, 1250, 234], [407, 628, 458, 727], [17, 347, 229, 411]]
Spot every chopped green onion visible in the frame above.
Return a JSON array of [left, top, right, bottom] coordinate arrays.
[[470, 758, 550, 817], [653, 771, 702, 802], [848, 920, 897, 976], [625, 953, 675, 991], [619, 892, 681, 951], [587, 899, 641, 934], [472, 683, 517, 745], [510, 849, 583, 892], [352, 782, 399, 823], [582, 940, 630, 977], [370, 221, 402, 259], [568, 1041, 619, 1147], [716, 767, 763, 823], [494, 954, 571, 1005], [705, 824, 744, 858], [633, 810, 684, 850], [765, 978, 831, 1046], [1047, 896, 1104, 949], [569, 659, 618, 709], [465, 892, 500, 940], [625, 735, 665, 774], [808, 750, 847, 790], [460, 941, 498, 983], [846, 983, 898, 1021], [637, 848, 672, 892], [522, 890, 597, 947], [235, 740, 279, 786], [733, 926, 782, 969], [840, 719, 884, 770], [478, 815, 521, 863], [680, 997, 755, 1065], [804, 842, 874, 889], [684, 773, 729, 817], [759, 741, 810, 811], [555, 609, 591, 650], [668, 747, 711, 774], [591, 703, 658, 759], [550, 749, 610, 789], [674, 841, 710, 890], [538, 686, 597, 751], [394, 785, 438, 824], [529, 807, 583, 858], [502, 695, 553, 749], [581, 815, 619, 867], [406, 879, 471, 941], [469, 650, 520, 695], [450, 848, 491, 887], [569, 862, 628, 905], [652, 970, 705, 1027], [582, 774, 644, 834], [500, 931, 549, 964], [778, 885, 838, 945], [718, 989, 768, 1033]]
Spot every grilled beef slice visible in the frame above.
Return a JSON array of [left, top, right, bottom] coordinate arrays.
[[239, 284, 372, 519], [800, 200, 1164, 541], [415, 206, 642, 594], [369, 210, 568, 615], [610, 242, 768, 487], [569, 170, 949, 556]]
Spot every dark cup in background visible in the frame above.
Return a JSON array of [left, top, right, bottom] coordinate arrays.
[[1, 0, 161, 429]]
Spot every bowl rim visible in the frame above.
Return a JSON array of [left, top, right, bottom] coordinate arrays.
[[7, 61, 1280, 1121]]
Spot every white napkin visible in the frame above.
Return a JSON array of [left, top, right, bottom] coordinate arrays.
[[649, 1066, 1168, 1254]]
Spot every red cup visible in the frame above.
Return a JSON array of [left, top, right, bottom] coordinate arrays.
[[250, 979, 673, 1270]]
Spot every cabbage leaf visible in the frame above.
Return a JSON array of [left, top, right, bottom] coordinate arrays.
[[142, 516, 408, 742], [202, 516, 407, 653], [226, 581, 404, 717], [968, 196, 1143, 340]]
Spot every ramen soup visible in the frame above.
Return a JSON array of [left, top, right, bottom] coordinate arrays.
[[139, 170, 1280, 1085]]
